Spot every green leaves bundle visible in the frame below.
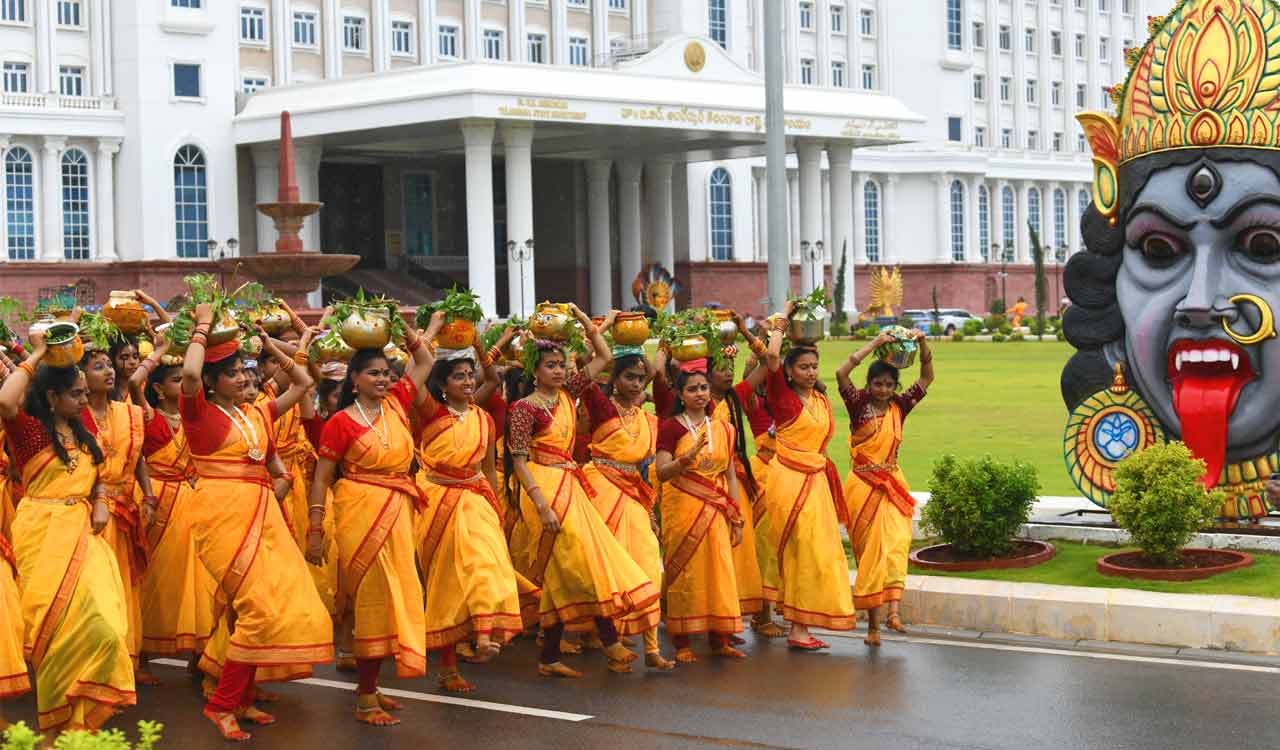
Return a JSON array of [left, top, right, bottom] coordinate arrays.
[[78, 312, 124, 352], [789, 286, 831, 312], [655, 308, 727, 371], [0, 297, 23, 343], [479, 316, 525, 351], [416, 286, 483, 329], [327, 288, 407, 341]]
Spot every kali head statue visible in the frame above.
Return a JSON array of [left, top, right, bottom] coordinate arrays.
[[1064, 0, 1280, 519]]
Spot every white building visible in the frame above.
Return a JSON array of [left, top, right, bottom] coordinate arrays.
[[0, 0, 1157, 316]]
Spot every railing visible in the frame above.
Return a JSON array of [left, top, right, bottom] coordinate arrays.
[[592, 31, 671, 68], [0, 93, 114, 110]]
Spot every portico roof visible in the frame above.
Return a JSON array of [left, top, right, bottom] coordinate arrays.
[[234, 35, 925, 162]]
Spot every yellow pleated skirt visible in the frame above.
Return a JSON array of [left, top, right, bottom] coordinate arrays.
[[582, 464, 663, 599], [140, 479, 217, 655], [843, 476, 913, 611], [0, 552, 30, 699], [659, 489, 743, 636], [767, 465, 856, 630]]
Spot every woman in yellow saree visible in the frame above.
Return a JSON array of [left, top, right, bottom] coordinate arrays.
[[0, 341, 134, 735], [0, 524, 28, 728], [580, 350, 674, 671], [308, 323, 434, 726], [762, 317, 856, 649], [506, 305, 661, 677], [80, 344, 156, 684], [414, 342, 523, 691], [655, 364, 747, 663], [837, 331, 933, 646], [181, 306, 332, 742]]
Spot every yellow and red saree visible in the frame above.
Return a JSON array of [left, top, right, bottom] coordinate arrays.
[[0, 533, 29, 700], [712, 396, 765, 615], [842, 402, 914, 610]]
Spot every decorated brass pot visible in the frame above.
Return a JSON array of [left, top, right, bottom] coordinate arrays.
[[103, 290, 149, 335], [713, 309, 738, 345], [257, 304, 292, 337], [670, 335, 710, 362], [502, 335, 525, 367], [435, 319, 477, 350], [44, 323, 84, 368], [612, 312, 650, 346], [208, 309, 242, 347], [876, 325, 919, 369], [137, 336, 155, 359], [787, 305, 828, 345], [384, 343, 409, 368], [311, 335, 356, 363], [338, 308, 392, 350], [240, 335, 263, 358], [528, 302, 573, 341]]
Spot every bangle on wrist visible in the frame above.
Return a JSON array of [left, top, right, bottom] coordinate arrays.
[[18, 360, 36, 378]]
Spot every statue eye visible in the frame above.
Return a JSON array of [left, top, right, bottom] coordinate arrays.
[[1239, 228, 1280, 263], [1138, 233, 1184, 263]]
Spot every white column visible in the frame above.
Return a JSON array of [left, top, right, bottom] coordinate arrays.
[[787, 168, 799, 261], [586, 159, 613, 314], [94, 138, 119, 261], [100, 0, 114, 95], [502, 122, 535, 318], [754, 0, 766, 72], [1067, 181, 1081, 257], [934, 173, 952, 263], [418, 0, 435, 65], [645, 160, 674, 276], [985, 0, 999, 135], [0, 138, 8, 258], [967, 175, 983, 263], [592, 0, 609, 63], [875, 0, 889, 91], [294, 142, 323, 253], [39, 136, 65, 260], [785, 0, 800, 82], [507, 0, 525, 62], [797, 140, 824, 294], [1037, 0, 1051, 152], [323, 0, 341, 77], [852, 171, 867, 264], [90, 0, 105, 96], [251, 145, 280, 254], [631, 0, 646, 41], [827, 143, 854, 314], [995, 181, 1009, 260], [37, 0, 54, 93], [753, 167, 767, 261], [551, 0, 569, 65], [1017, 181, 1030, 262], [815, 0, 831, 86], [882, 173, 897, 263], [372, 0, 390, 72], [461, 119, 497, 316], [1010, 0, 1025, 148], [272, 0, 291, 84], [617, 160, 644, 303]]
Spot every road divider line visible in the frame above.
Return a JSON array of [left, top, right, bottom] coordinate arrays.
[[148, 659, 594, 722]]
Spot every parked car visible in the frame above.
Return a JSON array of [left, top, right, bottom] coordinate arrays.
[[903, 308, 980, 335]]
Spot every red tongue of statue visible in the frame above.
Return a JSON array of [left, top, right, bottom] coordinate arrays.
[[1172, 370, 1250, 489]]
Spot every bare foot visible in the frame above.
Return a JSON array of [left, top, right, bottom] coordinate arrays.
[[236, 706, 276, 725], [603, 643, 638, 664], [466, 641, 500, 664], [559, 640, 583, 656], [752, 620, 786, 638], [580, 633, 605, 650], [864, 628, 881, 647], [886, 614, 908, 634], [203, 708, 251, 742], [619, 636, 637, 647], [438, 671, 476, 693], [711, 645, 747, 660], [538, 662, 584, 678], [675, 648, 698, 664], [376, 692, 403, 711], [355, 706, 400, 726]]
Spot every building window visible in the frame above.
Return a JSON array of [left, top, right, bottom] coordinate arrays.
[[830, 4, 843, 34], [709, 0, 727, 47], [58, 65, 83, 96], [240, 6, 266, 43], [60, 149, 90, 260], [1028, 188, 1042, 240], [1001, 128, 1013, 148], [608, 0, 625, 8], [1051, 81, 1062, 106], [800, 58, 814, 85], [1100, 36, 1110, 61], [860, 8, 874, 37], [1, 0, 26, 22], [569, 36, 589, 66], [438, 25, 458, 58], [999, 76, 1011, 102], [1098, 0, 1108, 10], [343, 15, 366, 51], [709, 168, 733, 261], [945, 0, 961, 50], [864, 180, 881, 262], [972, 21, 984, 49], [1053, 188, 1067, 260], [392, 20, 413, 56], [1078, 189, 1090, 224], [975, 126, 987, 147], [978, 185, 990, 261], [483, 29, 503, 60], [799, 2, 813, 30], [947, 116, 963, 142], [242, 76, 268, 93], [1024, 27, 1036, 53], [998, 25, 1011, 50], [973, 73, 985, 101], [56, 0, 79, 26], [174, 145, 208, 259], [1074, 33, 1085, 59], [293, 11, 317, 46], [4, 148, 34, 260], [1078, 132, 1087, 152], [1026, 79, 1037, 104], [173, 63, 200, 98], [1122, 0, 1132, 13], [1051, 30, 1062, 56], [1001, 186, 1015, 259], [2, 62, 28, 93], [1027, 130, 1039, 150], [861, 63, 876, 89], [950, 180, 965, 262], [527, 32, 546, 63], [1075, 83, 1086, 107], [1053, 131, 1064, 152], [831, 61, 846, 87], [171, 0, 200, 6]]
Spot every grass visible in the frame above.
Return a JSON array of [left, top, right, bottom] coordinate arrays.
[[908, 539, 1280, 598]]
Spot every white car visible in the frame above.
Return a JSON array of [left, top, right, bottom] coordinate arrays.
[[904, 308, 980, 335]]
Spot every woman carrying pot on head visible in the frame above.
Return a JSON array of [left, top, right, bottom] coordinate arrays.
[[181, 304, 332, 742], [307, 317, 435, 727], [0, 331, 135, 736], [505, 305, 661, 677], [654, 361, 748, 663], [836, 330, 933, 647], [0, 352, 25, 731], [413, 319, 523, 692], [762, 305, 857, 650]]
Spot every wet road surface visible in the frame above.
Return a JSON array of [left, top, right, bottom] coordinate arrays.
[[5, 629, 1274, 749]]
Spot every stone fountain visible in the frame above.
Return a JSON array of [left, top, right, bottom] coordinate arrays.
[[216, 111, 359, 306]]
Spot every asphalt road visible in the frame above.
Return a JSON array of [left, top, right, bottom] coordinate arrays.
[[4, 629, 1275, 749]]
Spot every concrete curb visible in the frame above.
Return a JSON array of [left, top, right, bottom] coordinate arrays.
[[889, 574, 1280, 654]]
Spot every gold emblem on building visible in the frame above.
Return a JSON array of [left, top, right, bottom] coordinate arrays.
[[684, 41, 706, 73]]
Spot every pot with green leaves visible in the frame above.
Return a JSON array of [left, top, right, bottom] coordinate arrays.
[[670, 335, 710, 362], [875, 325, 919, 369], [338, 307, 391, 350], [27, 313, 57, 341], [43, 322, 84, 368], [0, 297, 22, 345], [102, 290, 149, 335], [528, 302, 573, 341], [208, 309, 242, 346], [256, 303, 292, 337], [420, 286, 484, 350], [311, 331, 356, 362], [787, 287, 831, 344]]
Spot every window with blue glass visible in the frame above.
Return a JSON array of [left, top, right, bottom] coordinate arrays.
[[5, 147, 35, 260], [949, 180, 965, 262], [173, 63, 201, 98], [708, 0, 726, 48], [864, 180, 880, 262], [978, 185, 989, 261], [1028, 187, 1041, 236], [174, 145, 208, 258], [1001, 185, 1015, 260], [61, 149, 90, 259], [1053, 188, 1067, 260], [709, 168, 733, 261]]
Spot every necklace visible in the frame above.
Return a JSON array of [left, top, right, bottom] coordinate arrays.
[[611, 397, 642, 439], [799, 390, 820, 419], [355, 399, 389, 448], [446, 402, 470, 422], [214, 402, 264, 461], [157, 407, 182, 430], [89, 403, 115, 459], [55, 428, 78, 474], [679, 413, 715, 471]]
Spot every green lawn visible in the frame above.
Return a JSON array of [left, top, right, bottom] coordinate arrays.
[[740, 339, 1077, 496], [908, 539, 1280, 598]]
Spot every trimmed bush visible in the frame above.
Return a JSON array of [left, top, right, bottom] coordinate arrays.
[[990, 298, 1007, 316], [983, 314, 1007, 331], [1109, 442, 1224, 566], [992, 333, 1007, 343], [951, 332, 965, 342], [998, 322, 1014, 336], [1010, 332, 1025, 342], [962, 319, 984, 336], [2, 721, 163, 750], [923, 455, 1041, 558], [928, 323, 944, 337], [898, 315, 915, 329]]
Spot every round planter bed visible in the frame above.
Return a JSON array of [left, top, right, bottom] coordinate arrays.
[[1096, 549, 1253, 581], [909, 540, 1056, 572]]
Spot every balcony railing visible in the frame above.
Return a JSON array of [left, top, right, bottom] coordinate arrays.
[[0, 93, 115, 110]]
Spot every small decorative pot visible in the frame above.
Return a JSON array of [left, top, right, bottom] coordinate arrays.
[[28, 314, 57, 340], [384, 343, 409, 368], [311, 336, 356, 363], [208, 310, 242, 347], [788, 305, 828, 345], [44, 323, 84, 368], [713, 309, 738, 345], [612, 312, 651, 346], [670, 335, 710, 362], [876, 325, 919, 369], [338, 308, 392, 350], [528, 302, 573, 341], [502, 335, 525, 367], [103, 290, 149, 335], [435, 319, 477, 350], [257, 304, 292, 337]]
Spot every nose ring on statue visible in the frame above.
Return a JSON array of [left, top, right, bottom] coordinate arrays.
[[1222, 294, 1278, 346]]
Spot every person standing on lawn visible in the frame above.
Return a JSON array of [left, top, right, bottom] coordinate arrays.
[[835, 330, 933, 646]]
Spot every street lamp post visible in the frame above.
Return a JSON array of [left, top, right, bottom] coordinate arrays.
[[999, 244, 1010, 307], [1056, 243, 1067, 316]]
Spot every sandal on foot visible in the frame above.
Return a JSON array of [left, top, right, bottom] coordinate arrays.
[[787, 638, 826, 651], [466, 642, 500, 664], [558, 640, 583, 656], [864, 628, 882, 647], [538, 662, 584, 678], [644, 652, 676, 671], [455, 642, 477, 660], [580, 634, 605, 650], [203, 708, 251, 742], [254, 687, 281, 703], [752, 620, 787, 638], [236, 706, 276, 725], [376, 692, 403, 711], [886, 614, 908, 634], [606, 657, 633, 674], [355, 694, 400, 726], [603, 643, 638, 664], [712, 645, 747, 660], [437, 671, 476, 693], [674, 648, 698, 663], [619, 636, 637, 647]]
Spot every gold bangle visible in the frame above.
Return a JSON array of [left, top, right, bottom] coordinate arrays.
[[18, 360, 36, 378], [293, 351, 310, 366], [279, 358, 296, 373]]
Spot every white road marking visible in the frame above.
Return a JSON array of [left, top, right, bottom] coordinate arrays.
[[148, 659, 594, 722]]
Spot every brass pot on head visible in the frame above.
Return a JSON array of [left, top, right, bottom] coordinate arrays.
[[338, 308, 392, 350], [103, 290, 149, 335]]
